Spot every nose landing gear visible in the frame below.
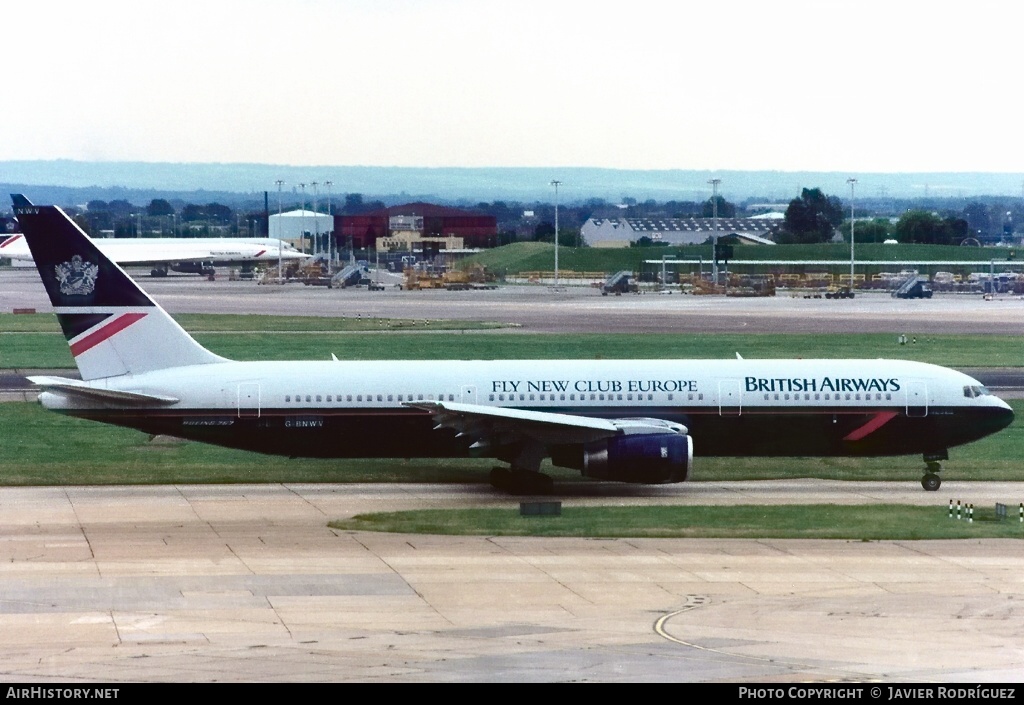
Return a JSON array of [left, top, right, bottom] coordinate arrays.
[[921, 451, 948, 491]]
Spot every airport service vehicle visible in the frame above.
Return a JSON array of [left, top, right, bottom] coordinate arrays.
[[12, 195, 1014, 493], [825, 285, 855, 299], [1, 230, 309, 276]]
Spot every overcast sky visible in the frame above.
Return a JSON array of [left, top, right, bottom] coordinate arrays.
[[5, 0, 1022, 173]]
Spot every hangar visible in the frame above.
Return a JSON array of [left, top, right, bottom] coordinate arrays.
[[268, 209, 334, 250], [336, 203, 497, 251], [581, 216, 779, 248]]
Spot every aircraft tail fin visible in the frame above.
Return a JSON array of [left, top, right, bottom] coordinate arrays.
[[11, 195, 226, 381]]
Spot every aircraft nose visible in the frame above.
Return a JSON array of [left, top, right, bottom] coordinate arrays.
[[991, 398, 1015, 432]]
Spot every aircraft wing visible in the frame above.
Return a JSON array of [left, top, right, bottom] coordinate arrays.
[[405, 400, 685, 448]]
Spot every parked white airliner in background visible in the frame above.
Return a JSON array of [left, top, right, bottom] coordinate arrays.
[[11, 195, 1014, 493], [1, 229, 308, 276]]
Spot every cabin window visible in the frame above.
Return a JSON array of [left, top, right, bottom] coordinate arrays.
[[628, 394, 634, 401], [285, 395, 291, 402], [814, 393, 820, 401], [560, 394, 565, 401], [845, 393, 851, 401], [666, 394, 672, 401], [592, 394, 597, 401], [346, 395, 352, 402], [886, 393, 892, 401], [356, 395, 362, 402], [570, 394, 576, 401], [417, 395, 424, 401], [326, 395, 333, 402], [387, 395, 393, 402], [316, 395, 322, 402], [698, 393, 704, 401], [305, 395, 311, 403], [377, 395, 383, 402]]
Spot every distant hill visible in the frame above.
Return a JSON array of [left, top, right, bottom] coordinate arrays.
[[2, 159, 1023, 207]]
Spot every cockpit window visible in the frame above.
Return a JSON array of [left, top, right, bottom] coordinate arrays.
[[963, 385, 991, 398]]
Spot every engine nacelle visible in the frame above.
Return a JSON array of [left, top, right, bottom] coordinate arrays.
[[551, 433, 692, 484]]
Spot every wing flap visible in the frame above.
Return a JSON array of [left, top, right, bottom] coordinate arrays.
[[406, 401, 622, 446]]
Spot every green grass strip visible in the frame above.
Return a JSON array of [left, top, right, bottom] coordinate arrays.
[[0, 400, 1021, 486], [3, 319, 1023, 368], [330, 504, 1024, 539]]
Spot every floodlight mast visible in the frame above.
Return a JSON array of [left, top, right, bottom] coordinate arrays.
[[550, 179, 561, 288], [848, 178, 857, 289], [708, 178, 721, 286], [275, 179, 284, 279]]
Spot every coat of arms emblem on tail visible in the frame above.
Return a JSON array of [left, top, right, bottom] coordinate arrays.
[[55, 255, 99, 296]]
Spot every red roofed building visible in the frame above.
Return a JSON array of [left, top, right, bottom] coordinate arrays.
[[336, 202, 497, 250]]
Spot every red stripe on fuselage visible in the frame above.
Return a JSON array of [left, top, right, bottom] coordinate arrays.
[[843, 411, 898, 442], [0, 234, 23, 248], [255, 249, 266, 257], [69, 312, 148, 357]]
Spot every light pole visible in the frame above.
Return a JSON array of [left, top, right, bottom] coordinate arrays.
[[299, 183, 307, 254], [708, 178, 721, 286], [550, 179, 561, 287], [847, 178, 857, 289], [310, 181, 319, 258], [275, 179, 284, 280], [325, 180, 333, 265]]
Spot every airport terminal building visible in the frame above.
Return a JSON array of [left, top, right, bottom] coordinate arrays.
[[581, 216, 780, 248]]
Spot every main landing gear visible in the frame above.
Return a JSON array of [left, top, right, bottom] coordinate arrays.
[[489, 467, 554, 495], [489, 442, 554, 495], [920, 450, 948, 492]]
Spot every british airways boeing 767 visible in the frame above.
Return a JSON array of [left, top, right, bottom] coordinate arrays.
[[12, 195, 1014, 493]]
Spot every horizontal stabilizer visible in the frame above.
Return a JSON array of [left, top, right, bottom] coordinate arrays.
[[27, 376, 180, 405]]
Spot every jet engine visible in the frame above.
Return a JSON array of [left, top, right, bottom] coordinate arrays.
[[551, 432, 693, 484]]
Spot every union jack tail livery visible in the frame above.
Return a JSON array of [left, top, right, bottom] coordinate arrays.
[[11, 194, 225, 381]]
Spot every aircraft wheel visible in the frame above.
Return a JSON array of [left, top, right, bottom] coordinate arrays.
[[921, 473, 941, 492], [489, 467, 513, 491], [509, 471, 554, 496]]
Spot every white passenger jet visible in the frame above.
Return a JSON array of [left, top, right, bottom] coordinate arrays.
[[12, 195, 1014, 493], [1, 226, 308, 276]]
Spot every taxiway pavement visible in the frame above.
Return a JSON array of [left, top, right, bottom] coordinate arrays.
[[3, 269, 1024, 682], [1, 482, 1023, 683]]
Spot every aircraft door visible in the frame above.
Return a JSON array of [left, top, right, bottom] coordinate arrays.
[[905, 381, 928, 417], [718, 380, 742, 416], [237, 383, 261, 418], [461, 385, 477, 404]]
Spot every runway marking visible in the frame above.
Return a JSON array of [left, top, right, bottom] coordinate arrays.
[[653, 595, 885, 681]]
